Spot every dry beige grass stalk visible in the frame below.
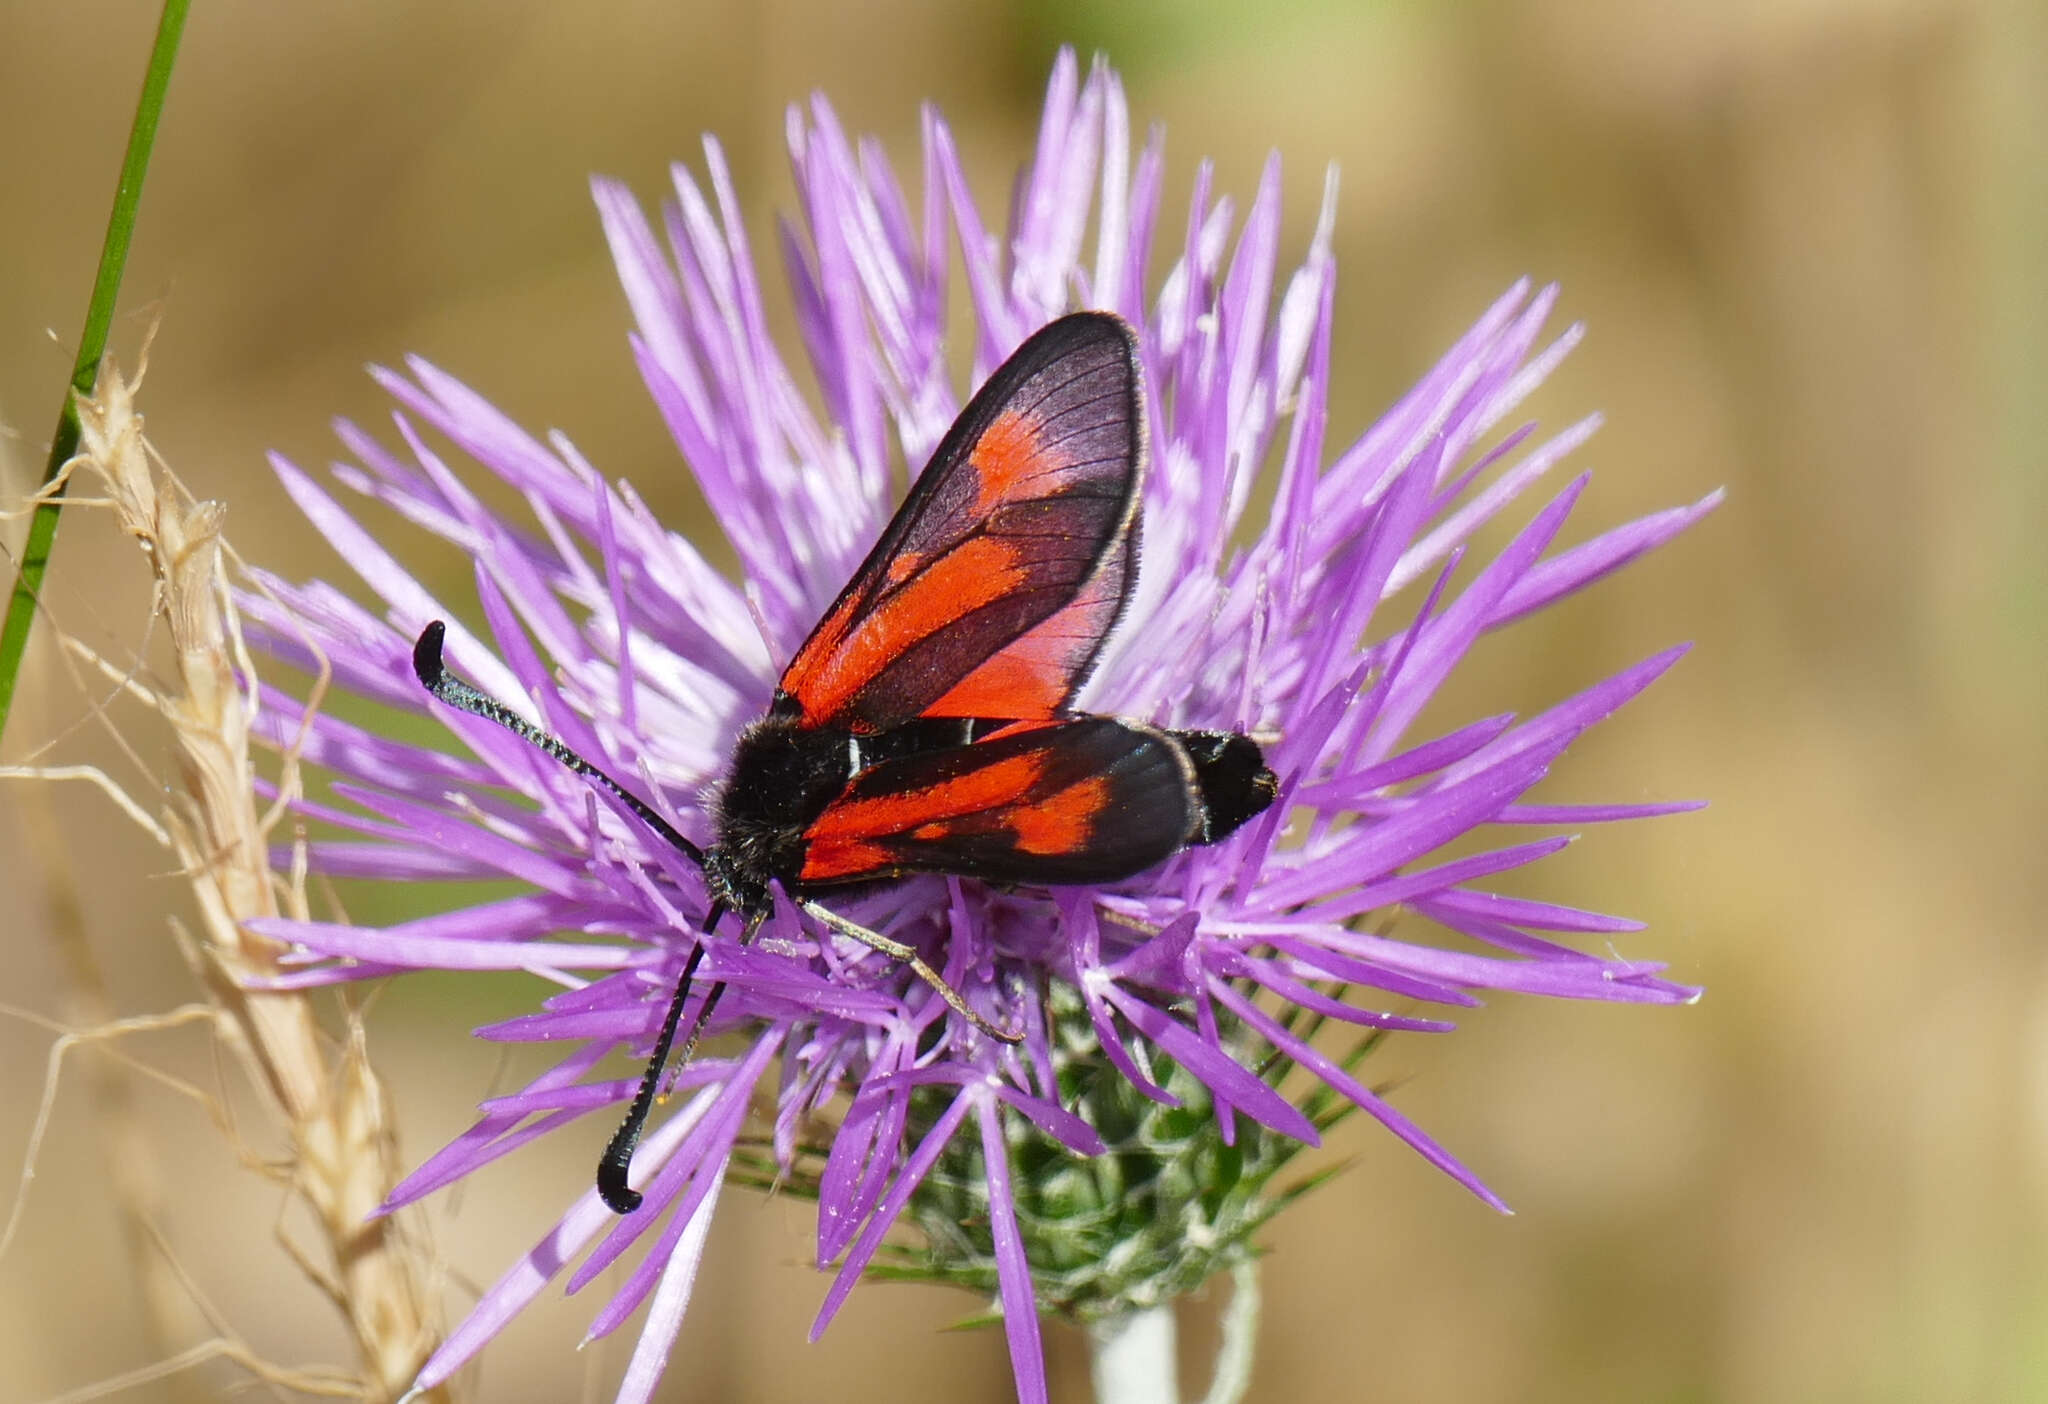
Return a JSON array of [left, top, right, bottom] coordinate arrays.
[[22, 357, 451, 1401]]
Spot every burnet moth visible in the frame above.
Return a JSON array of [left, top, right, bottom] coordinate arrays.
[[412, 312, 1278, 1213]]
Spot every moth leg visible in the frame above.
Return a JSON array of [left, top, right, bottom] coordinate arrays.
[[597, 904, 758, 1215], [1093, 903, 1166, 937], [799, 899, 1023, 1044]]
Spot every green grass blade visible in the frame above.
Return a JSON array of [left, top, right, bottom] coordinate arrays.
[[0, 0, 192, 744]]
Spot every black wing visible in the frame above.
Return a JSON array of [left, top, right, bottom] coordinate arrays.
[[777, 313, 1145, 732], [795, 718, 1198, 888]]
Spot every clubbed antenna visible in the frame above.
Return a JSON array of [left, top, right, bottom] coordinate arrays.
[[412, 620, 706, 867]]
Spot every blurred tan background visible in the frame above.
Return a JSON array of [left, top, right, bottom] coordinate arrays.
[[3, 0, 2045, 1400]]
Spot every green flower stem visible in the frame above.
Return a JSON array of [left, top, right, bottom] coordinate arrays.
[[0, 0, 191, 745], [1089, 1303, 1179, 1404]]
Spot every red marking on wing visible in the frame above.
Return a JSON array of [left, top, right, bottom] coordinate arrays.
[[799, 836, 895, 881], [776, 313, 1145, 732], [793, 718, 1196, 888], [924, 518, 1133, 718], [783, 537, 1029, 730], [968, 410, 1042, 515], [806, 752, 1048, 854], [798, 753, 1056, 884], [1007, 774, 1110, 855]]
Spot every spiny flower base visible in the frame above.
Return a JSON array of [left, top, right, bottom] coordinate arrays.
[[878, 984, 1348, 1324]]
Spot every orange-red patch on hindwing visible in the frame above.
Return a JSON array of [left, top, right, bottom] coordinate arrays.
[[804, 752, 1047, 848], [1007, 774, 1108, 856], [797, 835, 896, 884]]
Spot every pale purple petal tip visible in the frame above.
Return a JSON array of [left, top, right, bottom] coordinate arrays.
[[980, 1098, 1050, 1404]]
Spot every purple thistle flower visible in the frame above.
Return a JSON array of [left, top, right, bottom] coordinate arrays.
[[242, 50, 1713, 1404]]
